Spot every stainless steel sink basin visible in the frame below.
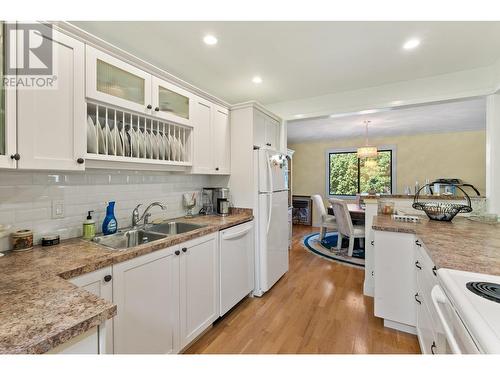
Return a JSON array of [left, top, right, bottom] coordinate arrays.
[[147, 221, 205, 235], [93, 229, 167, 250]]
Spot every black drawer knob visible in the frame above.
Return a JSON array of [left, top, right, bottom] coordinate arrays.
[[77, 158, 85, 164], [182, 247, 187, 253], [215, 167, 219, 171], [155, 107, 160, 112], [104, 275, 112, 282], [10, 153, 20, 161], [175, 250, 180, 256], [147, 104, 152, 109]]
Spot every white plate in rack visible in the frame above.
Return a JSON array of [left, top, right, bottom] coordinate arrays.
[[158, 133, 165, 160], [97, 120, 106, 155], [138, 130, 145, 157], [87, 116, 97, 154], [124, 127, 131, 157], [153, 133, 160, 159], [169, 134, 177, 160], [116, 127, 124, 156], [164, 133, 170, 160], [130, 128, 138, 157], [106, 124, 115, 155]]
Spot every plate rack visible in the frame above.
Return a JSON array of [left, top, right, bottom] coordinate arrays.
[[86, 101, 192, 166]]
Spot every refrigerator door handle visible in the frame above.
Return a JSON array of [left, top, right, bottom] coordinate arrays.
[[267, 192, 272, 234], [266, 151, 274, 193]]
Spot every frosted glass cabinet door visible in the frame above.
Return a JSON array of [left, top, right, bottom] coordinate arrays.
[[86, 46, 152, 114], [152, 76, 192, 126], [0, 22, 16, 169]]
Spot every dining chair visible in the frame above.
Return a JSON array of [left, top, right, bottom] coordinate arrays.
[[329, 198, 365, 257], [311, 195, 337, 240]]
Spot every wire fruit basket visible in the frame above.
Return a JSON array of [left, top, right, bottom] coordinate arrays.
[[412, 184, 472, 222]]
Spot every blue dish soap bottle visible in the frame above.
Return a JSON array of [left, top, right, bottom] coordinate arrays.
[[102, 201, 118, 235]]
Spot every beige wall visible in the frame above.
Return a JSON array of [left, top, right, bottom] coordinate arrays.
[[289, 130, 486, 205]]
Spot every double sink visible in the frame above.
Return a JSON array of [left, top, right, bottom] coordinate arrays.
[[93, 221, 206, 250]]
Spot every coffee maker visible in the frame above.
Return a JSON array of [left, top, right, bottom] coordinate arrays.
[[214, 188, 230, 216]]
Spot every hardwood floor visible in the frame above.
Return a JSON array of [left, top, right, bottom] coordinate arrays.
[[185, 225, 420, 354]]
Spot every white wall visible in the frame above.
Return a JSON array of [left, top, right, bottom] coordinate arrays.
[[486, 94, 500, 215], [0, 170, 215, 251], [268, 65, 497, 120]]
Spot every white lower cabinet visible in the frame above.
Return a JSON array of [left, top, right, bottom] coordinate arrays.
[[47, 326, 100, 354], [179, 233, 219, 348], [415, 242, 444, 354], [219, 221, 254, 316], [373, 230, 416, 332], [113, 246, 180, 354], [69, 267, 113, 354]]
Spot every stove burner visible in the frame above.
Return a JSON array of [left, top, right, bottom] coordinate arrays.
[[466, 282, 500, 303]]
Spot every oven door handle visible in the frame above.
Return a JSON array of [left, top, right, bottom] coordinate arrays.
[[431, 285, 462, 354]]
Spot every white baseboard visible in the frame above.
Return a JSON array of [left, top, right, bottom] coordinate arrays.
[[383, 319, 417, 335]]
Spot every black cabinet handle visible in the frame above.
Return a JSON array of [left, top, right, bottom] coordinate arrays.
[[175, 250, 180, 256], [182, 247, 187, 253], [77, 158, 85, 164], [415, 261, 422, 270], [10, 153, 20, 161], [415, 240, 422, 247], [104, 275, 112, 282], [370, 240, 374, 246], [432, 266, 437, 276], [266, 143, 272, 146], [154, 107, 160, 112], [414, 293, 422, 304], [431, 341, 437, 354], [146, 104, 152, 109]]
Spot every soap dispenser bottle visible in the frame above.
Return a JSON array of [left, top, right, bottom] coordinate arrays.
[[102, 201, 118, 235], [83, 210, 96, 240]]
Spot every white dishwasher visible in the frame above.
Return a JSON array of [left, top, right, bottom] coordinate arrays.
[[219, 220, 255, 316]]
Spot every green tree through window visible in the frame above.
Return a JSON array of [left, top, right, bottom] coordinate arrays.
[[329, 150, 393, 196]]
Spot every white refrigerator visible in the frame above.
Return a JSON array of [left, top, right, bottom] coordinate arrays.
[[253, 148, 289, 296]]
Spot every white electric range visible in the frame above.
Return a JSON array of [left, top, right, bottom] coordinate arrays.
[[432, 268, 500, 354]]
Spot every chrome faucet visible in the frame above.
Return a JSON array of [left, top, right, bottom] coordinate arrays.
[[132, 202, 167, 227]]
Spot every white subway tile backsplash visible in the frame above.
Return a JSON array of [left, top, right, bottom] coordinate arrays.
[[0, 169, 214, 251]]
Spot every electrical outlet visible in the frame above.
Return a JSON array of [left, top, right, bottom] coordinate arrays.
[[51, 200, 65, 219]]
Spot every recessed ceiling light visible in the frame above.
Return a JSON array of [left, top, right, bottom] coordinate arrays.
[[203, 35, 218, 45], [252, 76, 263, 84], [403, 38, 420, 50]]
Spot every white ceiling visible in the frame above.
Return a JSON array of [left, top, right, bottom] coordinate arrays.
[[70, 21, 500, 105], [287, 98, 486, 143]]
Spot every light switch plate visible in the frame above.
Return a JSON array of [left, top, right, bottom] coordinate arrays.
[[52, 200, 65, 219]]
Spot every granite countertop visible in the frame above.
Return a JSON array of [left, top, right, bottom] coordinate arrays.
[[372, 215, 500, 276], [0, 209, 253, 354], [364, 194, 484, 200]]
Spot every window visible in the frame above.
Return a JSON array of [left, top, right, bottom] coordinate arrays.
[[327, 148, 395, 196]]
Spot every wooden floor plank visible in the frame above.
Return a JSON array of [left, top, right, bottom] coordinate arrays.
[[185, 225, 420, 354]]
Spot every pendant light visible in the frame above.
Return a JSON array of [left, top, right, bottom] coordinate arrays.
[[357, 120, 378, 159]]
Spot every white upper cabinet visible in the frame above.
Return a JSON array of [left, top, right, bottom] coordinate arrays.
[[191, 97, 230, 175], [0, 22, 16, 169], [212, 106, 230, 174], [191, 96, 213, 173], [152, 76, 192, 126], [86, 46, 152, 114], [17, 26, 86, 171], [253, 109, 281, 150], [179, 233, 219, 348]]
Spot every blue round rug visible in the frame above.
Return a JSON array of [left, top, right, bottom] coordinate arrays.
[[303, 232, 365, 268]]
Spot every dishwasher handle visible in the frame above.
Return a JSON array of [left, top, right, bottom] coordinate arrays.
[[431, 285, 462, 354], [222, 225, 252, 241]]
